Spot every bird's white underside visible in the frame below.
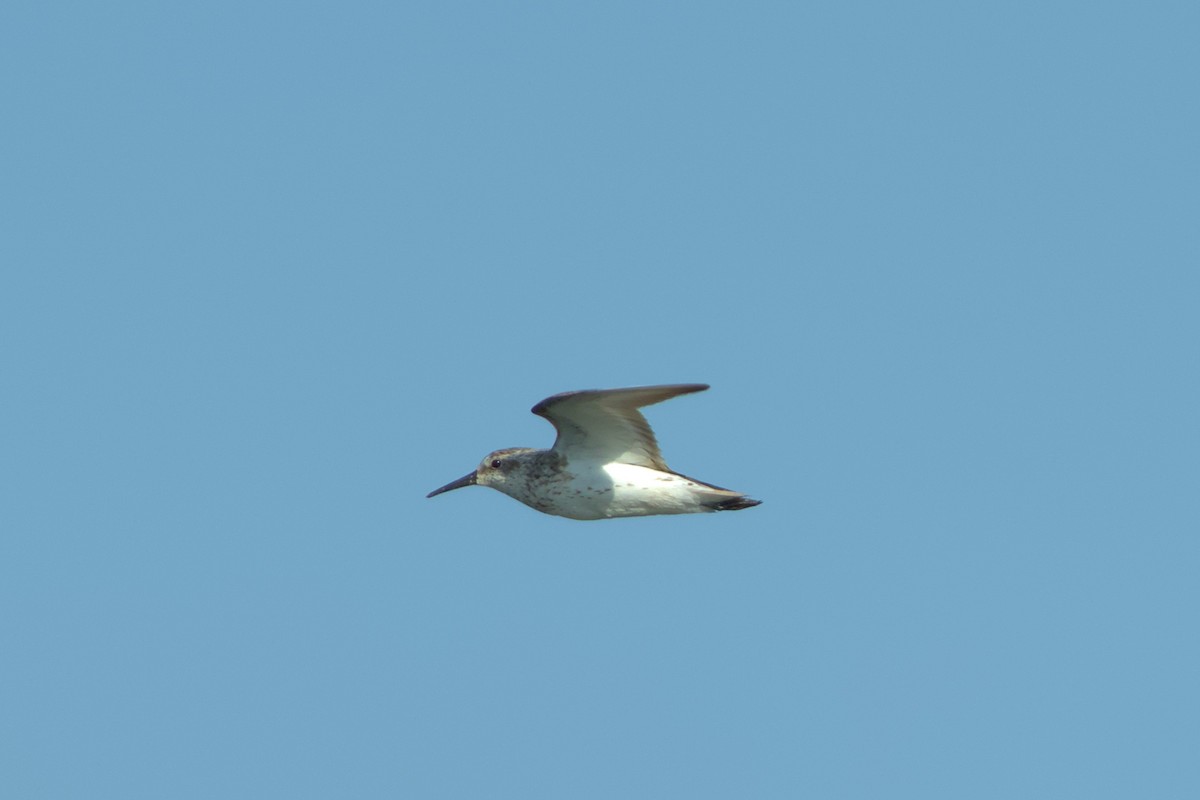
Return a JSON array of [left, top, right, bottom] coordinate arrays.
[[494, 462, 740, 520]]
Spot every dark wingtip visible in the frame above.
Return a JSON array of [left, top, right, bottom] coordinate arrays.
[[531, 383, 710, 416]]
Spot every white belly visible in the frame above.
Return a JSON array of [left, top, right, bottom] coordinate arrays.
[[534, 462, 731, 520]]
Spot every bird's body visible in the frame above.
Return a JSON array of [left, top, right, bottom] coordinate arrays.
[[427, 384, 760, 520]]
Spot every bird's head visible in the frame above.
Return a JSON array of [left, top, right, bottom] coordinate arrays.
[[426, 448, 538, 498]]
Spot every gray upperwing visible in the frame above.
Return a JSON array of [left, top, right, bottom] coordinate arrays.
[[531, 384, 709, 470]]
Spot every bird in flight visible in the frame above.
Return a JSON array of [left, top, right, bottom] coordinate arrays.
[[427, 384, 761, 520]]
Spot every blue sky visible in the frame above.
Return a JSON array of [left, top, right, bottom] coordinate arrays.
[[2, 1, 1198, 797]]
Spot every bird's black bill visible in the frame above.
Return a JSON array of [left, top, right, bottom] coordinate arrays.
[[426, 471, 478, 498]]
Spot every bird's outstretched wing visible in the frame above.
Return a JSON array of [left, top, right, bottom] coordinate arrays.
[[531, 384, 709, 471]]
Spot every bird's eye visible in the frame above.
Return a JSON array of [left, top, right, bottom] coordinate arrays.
[[491, 459, 502, 469]]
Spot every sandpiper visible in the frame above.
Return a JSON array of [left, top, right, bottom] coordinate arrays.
[[427, 384, 761, 520]]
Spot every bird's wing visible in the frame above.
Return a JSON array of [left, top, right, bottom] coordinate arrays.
[[532, 384, 709, 471]]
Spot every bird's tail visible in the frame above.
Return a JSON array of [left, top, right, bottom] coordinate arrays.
[[709, 496, 762, 512]]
